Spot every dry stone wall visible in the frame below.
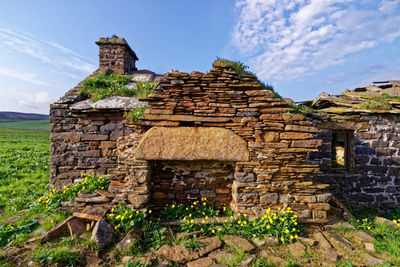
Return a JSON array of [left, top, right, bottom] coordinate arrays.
[[50, 61, 331, 223], [108, 61, 331, 223], [309, 114, 400, 210], [49, 107, 134, 189]]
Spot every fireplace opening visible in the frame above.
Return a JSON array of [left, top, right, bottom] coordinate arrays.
[[149, 160, 234, 209]]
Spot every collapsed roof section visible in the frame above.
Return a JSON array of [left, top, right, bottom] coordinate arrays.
[[306, 80, 400, 114]]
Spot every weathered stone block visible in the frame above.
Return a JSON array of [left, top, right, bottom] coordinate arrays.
[[260, 193, 278, 204], [234, 172, 255, 183]]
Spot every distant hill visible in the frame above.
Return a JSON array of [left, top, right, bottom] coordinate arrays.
[[0, 111, 49, 120]]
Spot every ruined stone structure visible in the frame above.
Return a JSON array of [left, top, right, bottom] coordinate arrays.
[[50, 36, 334, 223], [306, 84, 400, 210]]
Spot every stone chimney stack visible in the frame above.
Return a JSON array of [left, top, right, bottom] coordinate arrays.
[[96, 35, 138, 74]]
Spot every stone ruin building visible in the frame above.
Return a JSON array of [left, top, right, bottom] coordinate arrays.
[[50, 36, 400, 224]]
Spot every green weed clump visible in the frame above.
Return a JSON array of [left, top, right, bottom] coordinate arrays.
[[135, 81, 155, 99], [360, 96, 392, 111], [160, 198, 220, 221], [81, 72, 133, 101], [31, 246, 80, 266], [36, 172, 110, 210], [80, 71, 155, 102], [124, 106, 147, 121], [107, 204, 170, 252], [107, 203, 150, 233], [180, 207, 301, 243], [0, 219, 37, 246]]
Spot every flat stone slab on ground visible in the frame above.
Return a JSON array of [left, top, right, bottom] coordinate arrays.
[[252, 236, 279, 247], [312, 232, 332, 250], [364, 242, 375, 252], [354, 231, 375, 243], [326, 252, 339, 262], [208, 250, 235, 263], [288, 242, 306, 258], [363, 253, 385, 266], [156, 244, 198, 263], [40, 216, 74, 241], [187, 257, 214, 267], [117, 228, 141, 251], [238, 254, 256, 267], [375, 217, 397, 228], [259, 251, 287, 266], [323, 231, 353, 251], [223, 235, 254, 252], [325, 220, 355, 230], [176, 231, 202, 240], [198, 236, 222, 257]]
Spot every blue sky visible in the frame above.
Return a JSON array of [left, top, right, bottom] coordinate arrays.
[[0, 0, 399, 114]]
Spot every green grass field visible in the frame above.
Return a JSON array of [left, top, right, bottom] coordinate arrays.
[[0, 128, 49, 218], [0, 120, 49, 131]]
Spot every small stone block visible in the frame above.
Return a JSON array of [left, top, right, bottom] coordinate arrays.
[[365, 242, 374, 252], [187, 257, 214, 267], [326, 252, 339, 262]]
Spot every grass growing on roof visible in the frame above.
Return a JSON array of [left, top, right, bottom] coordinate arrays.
[[214, 58, 281, 98], [360, 96, 392, 111], [80, 72, 133, 101], [80, 71, 155, 102]]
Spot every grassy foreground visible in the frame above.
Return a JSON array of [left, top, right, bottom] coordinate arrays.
[[0, 120, 49, 131], [0, 129, 49, 216]]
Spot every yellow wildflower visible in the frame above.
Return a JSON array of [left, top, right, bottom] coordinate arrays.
[[295, 235, 298, 239], [201, 220, 205, 224], [148, 210, 152, 214], [393, 219, 398, 224], [136, 211, 139, 214], [212, 229, 215, 233], [189, 214, 192, 217], [266, 225, 271, 229], [190, 219, 194, 223], [116, 215, 121, 220], [280, 237, 284, 242], [205, 216, 208, 219], [290, 235, 294, 240]]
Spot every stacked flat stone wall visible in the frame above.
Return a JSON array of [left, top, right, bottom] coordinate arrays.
[[309, 114, 400, 210], [108, 62, 331, 223], [49, 105, 133, 188]]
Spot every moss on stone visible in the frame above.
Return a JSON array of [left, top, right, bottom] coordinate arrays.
[[360, 97, 392, 111]]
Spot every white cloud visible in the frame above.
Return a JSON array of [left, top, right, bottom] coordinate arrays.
[[231, 0, 400, 81], [19, 91, 52, 110], [0, 87, 54, 113], [0, 66, 53, 87], [0, 28, 96, 74]]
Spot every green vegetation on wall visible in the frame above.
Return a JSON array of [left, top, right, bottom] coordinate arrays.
[[80, 72, 155, 102], [213, 58, 280, 98]]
